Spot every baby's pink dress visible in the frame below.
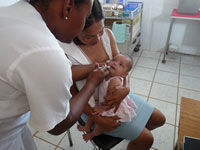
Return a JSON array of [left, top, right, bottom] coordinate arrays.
[[97, 77, 137, 122]]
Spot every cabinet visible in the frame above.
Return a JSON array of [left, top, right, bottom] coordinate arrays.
[[103, 2, 143, 55]]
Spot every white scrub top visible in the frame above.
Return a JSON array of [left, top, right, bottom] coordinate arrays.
[[0, 0, 73, 133]]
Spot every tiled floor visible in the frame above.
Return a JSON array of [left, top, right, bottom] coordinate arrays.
[[28, 49, 200, 150]]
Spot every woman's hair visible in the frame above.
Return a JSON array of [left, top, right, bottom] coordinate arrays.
[[27, 0, 91, 8], [83, 0, 104, 30], [74, 0, 104, 45]]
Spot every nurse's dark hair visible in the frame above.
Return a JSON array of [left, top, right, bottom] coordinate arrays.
[[74, 0, 104, 45], [27, 0, 91, 7]]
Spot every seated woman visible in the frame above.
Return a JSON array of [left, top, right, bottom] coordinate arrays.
[[60, 0, 166, 149]]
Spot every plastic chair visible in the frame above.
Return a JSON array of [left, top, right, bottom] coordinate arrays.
[[77, 118, 123, 150]]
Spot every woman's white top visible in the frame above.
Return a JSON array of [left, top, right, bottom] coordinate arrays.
[[60, 29, 113, 107], [0, 0, 72, 132]]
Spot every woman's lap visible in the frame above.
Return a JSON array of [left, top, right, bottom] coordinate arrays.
[[81, 92, 154, 140]]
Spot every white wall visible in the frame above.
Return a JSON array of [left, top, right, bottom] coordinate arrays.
[[140, 0, 200, 54], [2, 0, 200, 54]]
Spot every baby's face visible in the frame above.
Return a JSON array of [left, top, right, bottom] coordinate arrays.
[[107, 54, 131, 77]]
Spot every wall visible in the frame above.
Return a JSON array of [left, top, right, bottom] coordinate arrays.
[[138, 0, 200, 54], [101, 0, 200, 54], [2, 0, 200, 54]]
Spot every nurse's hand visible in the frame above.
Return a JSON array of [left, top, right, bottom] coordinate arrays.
[[87, 65, 109, 86]]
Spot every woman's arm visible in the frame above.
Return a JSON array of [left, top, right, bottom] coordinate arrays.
[[84, 103, 120, 131], [103, 76, 130, 112], [105, 28, 120, 57]]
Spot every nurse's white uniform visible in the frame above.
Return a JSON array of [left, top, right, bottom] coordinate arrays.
[[0, 1, 73, 149]]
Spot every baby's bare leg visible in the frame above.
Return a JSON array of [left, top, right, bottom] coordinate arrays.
[[77, 117, 93, 133], [83, 124, 104, 142]]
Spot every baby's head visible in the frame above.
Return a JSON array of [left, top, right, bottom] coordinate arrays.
[[107, 54, 133, 77]]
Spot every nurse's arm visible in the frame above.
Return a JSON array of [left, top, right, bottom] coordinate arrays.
[[71, 64, 96, 81], [48, 68, 108, 135]]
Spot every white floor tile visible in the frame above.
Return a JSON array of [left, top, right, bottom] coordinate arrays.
[[149, 98, 176, 125], [132, 56, 139, 65], [174, 127, 179, 148], [178, 88, 200, 104], [157, 61, 179, 73], [141, 50, 161, 59], [58, 124, 94, 150], [152, 124, 175, 150], [181, 55, 200, 67], [130, 78, 152, 96], [180, 64, 200, 78], [136, 57, 159, 69], [34, 137, 56, 150], [150, 83, 178, 104], [176, 105, 180, 127], [27, 123, 37, 135], [154, 70, 178, 87], [134, 94, 148, 101], [129, 56, 139, 76], [160, 53, 181, 63], [55, 147, 64, 150], [131, 66, 155, 81], [179, 75, 200, 91], [35, 131, 66, 146], [132, 49, 143, 57]]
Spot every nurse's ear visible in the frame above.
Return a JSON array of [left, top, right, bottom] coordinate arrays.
[[63, 0, 74, 20]]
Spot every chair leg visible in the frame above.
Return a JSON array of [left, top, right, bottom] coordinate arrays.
[[67, 129, 73, 146]]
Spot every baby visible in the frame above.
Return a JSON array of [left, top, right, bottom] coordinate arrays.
[[77, 54, 137, 142]]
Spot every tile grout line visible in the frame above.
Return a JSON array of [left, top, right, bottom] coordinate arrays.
[[55, 132, 68, 149], [137, 56, 200, 79], [129, 49, 143, 78], [141, 51, 200, 68], [33, 131, 38, 137], [173, 55, 182, 148], [132, 50, 161, 150], [130, 76, 200, 93], [148, 96, 178, 105], [147, 52, 161, 102], [33, 135, 58, 147]]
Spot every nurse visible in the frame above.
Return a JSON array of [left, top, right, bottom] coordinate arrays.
[[0, 0, 109, 149]]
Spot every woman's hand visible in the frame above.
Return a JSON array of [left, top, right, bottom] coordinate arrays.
[[93, 105, 108, 116], [92, 114, 120, 132], [86, 65, 109, 87], [103, 86, 130, 113]]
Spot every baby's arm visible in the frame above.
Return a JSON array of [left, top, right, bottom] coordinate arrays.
[[93, 78, 122, 115], [106, 77, 123, 103]]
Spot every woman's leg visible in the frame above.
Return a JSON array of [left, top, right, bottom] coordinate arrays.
[[145, 108, 166, 130], [127, 128, 153, 150]]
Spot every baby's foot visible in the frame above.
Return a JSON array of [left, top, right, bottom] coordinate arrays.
[[83, 133, 93, 142], [77, 125, 90, 132]]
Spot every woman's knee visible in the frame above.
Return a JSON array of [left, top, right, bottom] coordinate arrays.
[[155, 108, 166, 126], [133, 128, 154, 149], [147, 108, 166, 129]]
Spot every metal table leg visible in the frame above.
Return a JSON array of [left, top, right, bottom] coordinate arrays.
[[162, 18, 175, 63]]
